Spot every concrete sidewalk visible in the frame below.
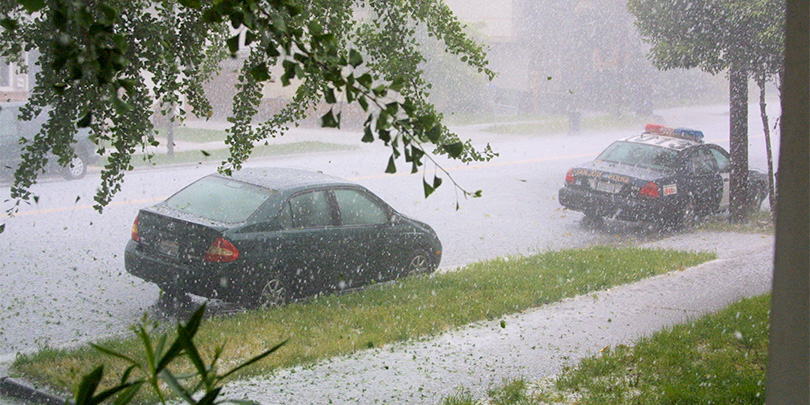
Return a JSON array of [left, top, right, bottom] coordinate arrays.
[[221, 231, 774, 404]]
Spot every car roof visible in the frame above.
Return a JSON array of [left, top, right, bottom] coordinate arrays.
[[223, 167, 357, 191], [619, 132, 703, 151]]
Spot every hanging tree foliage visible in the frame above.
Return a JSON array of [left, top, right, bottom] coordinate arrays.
[[0, 0, 497, 214]]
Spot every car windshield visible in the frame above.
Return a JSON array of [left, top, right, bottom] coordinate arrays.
[[166, 176, 275, 223], [596, 141, 681, 172]]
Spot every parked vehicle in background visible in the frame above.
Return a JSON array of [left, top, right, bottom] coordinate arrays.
[[559, 124, 769, 228], [0, 102, 98, 180], [125, 167, 443, 308]]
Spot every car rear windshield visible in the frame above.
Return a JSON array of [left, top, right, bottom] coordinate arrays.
[[596, 141, 680, 172], [166, 176, 275, 223]]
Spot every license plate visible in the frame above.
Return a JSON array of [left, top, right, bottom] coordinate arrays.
[[157, 240, 179, 257], [596, 181, 620, 194]]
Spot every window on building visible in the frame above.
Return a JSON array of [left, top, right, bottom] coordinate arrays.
[[0, 58, 11, 88]]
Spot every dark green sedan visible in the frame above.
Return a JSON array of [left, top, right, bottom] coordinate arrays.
[[125, 168, 442, 307]]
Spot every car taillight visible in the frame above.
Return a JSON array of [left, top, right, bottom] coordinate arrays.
[[204, 238, 239, 262], [131, 215, 140, 242], [639, 182, 660, 198], [565, 168, 575, 184]]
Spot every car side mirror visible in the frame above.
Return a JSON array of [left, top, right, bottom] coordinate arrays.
[[389, 213, 401, 224]]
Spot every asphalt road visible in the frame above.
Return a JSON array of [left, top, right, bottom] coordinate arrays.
[[0, 103, 780, 369]]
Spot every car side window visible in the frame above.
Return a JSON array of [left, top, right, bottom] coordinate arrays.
[[278, 202, 294, 229], [689, 149, 717, 174], [709, 148, 730, 172], [334, 188, 388, 226], [285, 190, 334, 229]]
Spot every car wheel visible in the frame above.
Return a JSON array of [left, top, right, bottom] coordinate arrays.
[[156, 288, 192, 310], [672, 196, 697, 230], [256, 278, 288, 308], [581, 212, 604, 228], [406, 249, 435, 277], [746, 184, 767, 213], [62, 155, 87, 180]]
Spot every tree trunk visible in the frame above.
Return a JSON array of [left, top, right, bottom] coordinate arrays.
[[756, 76, 776, 213], [167, 106, 175, 157], [728, 65, 749, 222], [765, 0, 810, 400]]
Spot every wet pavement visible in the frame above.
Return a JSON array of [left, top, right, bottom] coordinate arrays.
[[220, 231, 774, 404]]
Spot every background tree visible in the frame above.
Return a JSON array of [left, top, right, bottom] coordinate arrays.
[[516, 0, 724, 121], [628, 0, 785, 221], [0, 0, 496, 217]]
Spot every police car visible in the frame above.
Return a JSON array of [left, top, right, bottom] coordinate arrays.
[[558, 124, 769, 228]]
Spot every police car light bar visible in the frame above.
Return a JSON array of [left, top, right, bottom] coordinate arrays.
[[644, 123, 704, 142]]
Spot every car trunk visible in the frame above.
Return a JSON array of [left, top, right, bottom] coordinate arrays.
[[137, 206, 229, 266], [571, 161, 671, 196]]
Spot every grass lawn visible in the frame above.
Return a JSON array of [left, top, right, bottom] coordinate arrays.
[[446, 294, 769, 404], [12, 246, 714, 402]]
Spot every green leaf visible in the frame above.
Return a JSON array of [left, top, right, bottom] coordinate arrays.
[[249, 63, 271, 82], [178, 0, 202, 8], [19, 0, 46, 12], [196, 387, 222, 405], [324, 88, 336, 104], [357, 73, 372, 89], [0, 18, 19, 32], [423, 178, 435, 198], [111, 383, 142, 405], [358, 96, 369, 111], [90, 344, 138, 366], [160, 369, 196, 402], [0, 223, 4, 234], [201, 150, 211, 157], [362, 126, 374, 143], [349, 49, 363, 68], [177, 326, 208, 380], [220, 340, 287, 380], [385, 155, 396, 173], [74, 366, 104, 404], [77, 113, 92, 128], [390, 76, 407, 92], [84, 382, 140, 405], [227, 34, 240, 55], [433, 176, 443, 189], [321, 110, 340, 128], [308, 20, 324, 35], [426, 125, 441, 143], [443, 141, 464, 158]]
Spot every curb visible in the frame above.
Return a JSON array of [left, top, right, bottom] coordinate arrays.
[[0, 377, 67, 405]]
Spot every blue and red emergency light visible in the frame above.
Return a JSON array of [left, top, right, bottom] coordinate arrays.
[[644, 123, 704, 142]]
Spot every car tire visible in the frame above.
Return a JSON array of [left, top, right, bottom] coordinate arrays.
[[406, 249, 435, 277], [746, 183, 767, 213], [255, 278, 288, 309], [672, 196, 697, 230], [582, 212, 604, 228], [62, 155, 87, 180], [156, 288, 192, 310]]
